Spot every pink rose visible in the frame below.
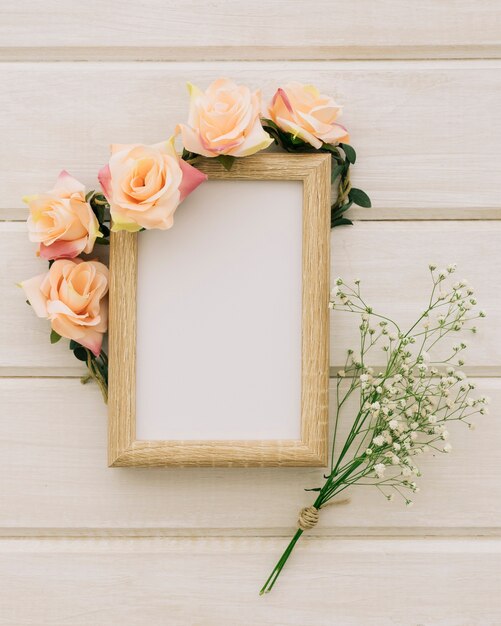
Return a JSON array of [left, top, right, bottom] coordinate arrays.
[[25, 171, 101, 260], [177, 78, 273, 157], [21, 258, 108, 356], [268, 82, 350, 149], [98, 138, 207, 232]]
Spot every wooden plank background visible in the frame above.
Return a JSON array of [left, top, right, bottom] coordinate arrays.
[[1, 1, 500, 623]]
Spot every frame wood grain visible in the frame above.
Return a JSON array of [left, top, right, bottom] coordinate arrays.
[[108, 153, 330, 467]]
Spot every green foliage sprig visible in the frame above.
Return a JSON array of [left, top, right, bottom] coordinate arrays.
[[261, 118, 371, 227]]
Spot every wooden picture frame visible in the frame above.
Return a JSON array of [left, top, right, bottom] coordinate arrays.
[[108, 153, 330, 467]]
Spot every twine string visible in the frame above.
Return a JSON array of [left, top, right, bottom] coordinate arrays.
[[297, 506, 319, 531], [297, 498, 350, 531]]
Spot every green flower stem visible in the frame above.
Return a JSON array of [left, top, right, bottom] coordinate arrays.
[[80, 349, 108, 403], [259, 528, 304, 595], [333, 165, 351, 210], [259, 478, 340, 595]]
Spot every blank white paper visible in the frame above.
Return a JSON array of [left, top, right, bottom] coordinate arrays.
[[135, 179, 303, 440]]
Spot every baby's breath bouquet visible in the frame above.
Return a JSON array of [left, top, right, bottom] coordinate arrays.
[[260, 264, 488, 594]]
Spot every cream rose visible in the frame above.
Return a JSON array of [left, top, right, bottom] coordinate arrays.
[[21, 258, 108, 356], [177, 78, 273, 157], [25, 171, 101, 260], [98, 138, 207, 232], [267, 82, 349, 149]]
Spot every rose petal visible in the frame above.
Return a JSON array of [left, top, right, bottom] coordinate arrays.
[[20, 274, 48, 318], [51, 315, 103, 356], [53, 170, 85, 195], [98, 163, 112, 200], [273, 88, 294, 114], [178, 159, 208, 202], [177, 124, 215, 157], [39, 237, 87, 260], [275, 116, 323, 149], [110, 211, 143, 232], [227, 118, 273, 157]]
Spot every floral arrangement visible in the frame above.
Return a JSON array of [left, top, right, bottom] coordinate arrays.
[[18, 80, 488, 597], [260, 264, 487, 593], [19, 79, 370, 399]]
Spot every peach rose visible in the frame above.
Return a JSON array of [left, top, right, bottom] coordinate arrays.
[[177, 78, 273, 157], [98, 138, 207, 232], [25, 171, 101, 260], [268, 82, 349, 149], [21, 258, 108, 356]]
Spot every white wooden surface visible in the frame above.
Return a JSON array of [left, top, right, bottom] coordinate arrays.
[[1, 538, 499, 626], [1, 2, 500, 623]]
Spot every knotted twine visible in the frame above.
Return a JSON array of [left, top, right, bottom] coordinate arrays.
[[297, 498, 350, 531]]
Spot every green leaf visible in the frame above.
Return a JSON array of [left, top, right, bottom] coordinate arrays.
[[349, 187, 372, 208], [289, 134, 307, 146], [261, 118, 280, 132], [339, 143, 356, 164], [90, 203, 104, 225], [99, 224, 110, 237], [73, 346, 89, 362], [321, 143, 339, 155], [304, 487, 322, 492], [25, 300, 31, 306], [93, 193, 108, 205], [85, 190, 95, 203], [331, 164, 344, 183], [69, 339, 80, 351], [216, 155, 236, 171], [50, 330, 62, 344], [332, 200, 353, 214], [182, 148, 200, 162], [331, 217, 353, 228], [95, 237, 110, 245], [329, 150, 343, 164]]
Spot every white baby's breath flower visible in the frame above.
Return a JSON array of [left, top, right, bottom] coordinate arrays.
[[306, 268, 485, 549]]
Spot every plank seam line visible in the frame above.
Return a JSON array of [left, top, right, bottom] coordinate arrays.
[[2, 56, 501, 65], [0, 530, 498, 539], [2, 50, 501, 61]]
